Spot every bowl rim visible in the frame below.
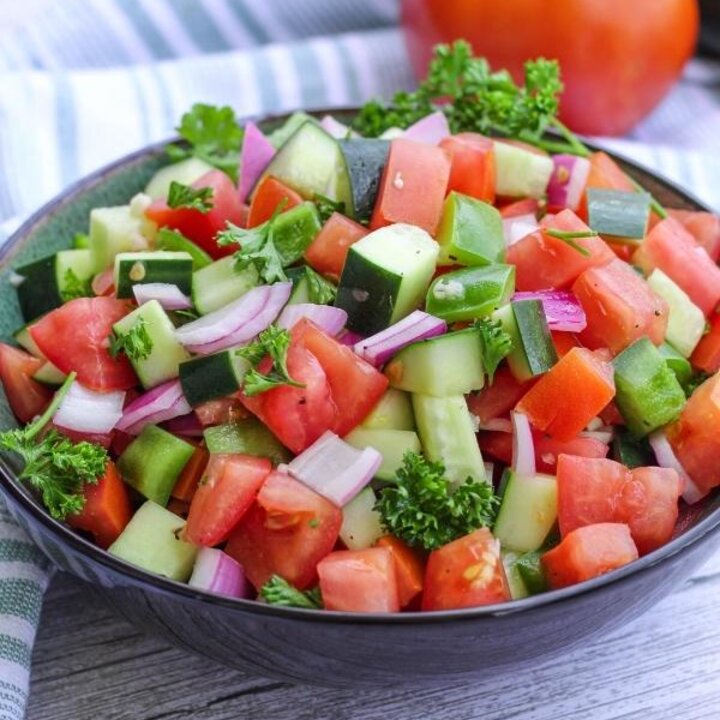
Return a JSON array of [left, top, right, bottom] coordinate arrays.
[[1, 107, 718, 624]]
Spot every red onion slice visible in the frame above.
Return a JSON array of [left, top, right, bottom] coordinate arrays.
[[238, 121, 276, 202], [53, 382, 125, 434], [547, 155, 591, 212], [161, 412, 204, 437], [511, 411, 536, 477], [189, 547, 249, 598], [276, 303, 347, 336], [648, 430, 707, 505], [337, 329, 365, 347], [354, 310, 447, 367], [133, 283, 192, 310], [513, 289, 587, 332], [287, 431, 382, 507], [502, 214, 540, 247], [403, 111, 450, 145], [116, 380, 192, 435]]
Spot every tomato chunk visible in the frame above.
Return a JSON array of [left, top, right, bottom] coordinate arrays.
[[185, 454, 272, 546], [370, 138, 451, 235], [516, 347, 616, 441], [634, 217, 720, 316], [542, 523, 639, 589], [304, 212, 368, 281], [318, 547, 400, 613], [578, 152, 635, 220], [557, 455, 680, 555], [376, 535, 425, 608], [29, 298, 137, 391], [0, 343, 52, 424], [691, 313, 720, 374], [422, 528, 510, 611], [225, 471, 342, 590], [573, 258, 668, 354], [439, 133, 495, 204], [499, 198, 540, 219], [507, 210, 615, 291], [247, 175, 303, 228], [145, 170, 244, 259], [466, 366, 531, 424], [171, 443, 209, 503], [667, 209, 720, 262]]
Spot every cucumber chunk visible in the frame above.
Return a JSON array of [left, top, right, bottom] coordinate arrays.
[[270, 202, 323, 265], [13, 325, 43, 357], [412, 393, 487, 487], [112, 300, 190, 389], [179, 350, 249, 406], [89, 204, 156, 273], [338, 138, 390, 222], [502, 551, 530, 600], [344, 428, 421, 481], [144, 157, 214, 200], [109, 501, 198, 581], [493, 141, 554, 199], [336, 223, 439, 335], [286, 266, 337, 306], [340, 487, 385, 550], [360, 388, 415, 431], [586, 188, 650, 242], [386, 329, 485, 397], [114, 251, 193, 299], [32, 362, 67, 386], [191, 257, 259, 316], [267, 111, 318, 149], [203, 418, 291, 465]]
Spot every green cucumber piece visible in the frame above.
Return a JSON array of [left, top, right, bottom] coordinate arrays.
[[647, 269, 705, 358], [179, 350, 249, 406], [587, 188, 651, 242], [658, 342, 693, 387], [515, 551, 548, 594], [612, 428, 654, 469], [344, 428, 421, 481], [14, 249, 94, 322], [425, 264, 515, 322], [360, 388, 415, 431], [286, 266, 337, 306], [118, 425, 195, 506], [112, 300, 190, 389], [144, 157, 214, 200], [493, 470, 558, 552], [271, 202, 322, 266], [267, 111, 318, 149], [386, 328, 484, 397], [339, 487, 384, 551], [336, 224, 439, 335], [502, 551, 529, 600], [412, 393, 487, 487], [89, 204, 155, 273], [32, 362, 67, 386], [13, 325, 43, 358], [613, 337, 686, 437], [203, 418, 291, 465], [109, 501, 198, 581], [191, 256, 259, 316], [257, 122, 353, 213], [436, 192, 505, 266], [114, 251, 193, 299], [493, 141, 554, 199], [157, 228, 212, 271], [338, 138, 390, 222]]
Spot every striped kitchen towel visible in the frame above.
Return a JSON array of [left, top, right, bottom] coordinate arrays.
[[0, 2, 718, 718]]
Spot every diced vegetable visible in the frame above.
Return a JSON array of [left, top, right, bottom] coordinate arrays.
[[510, 411, 536, 477], [547, 154, 591, 212], [248, 176, 302, 227], [0, 344, 52, 423], [116, 380, 191, 435], [493, 141, 553, 199], [276, 304, 347, 336], [339, 487, 385, 551], [376, 535, 425, 608], [179, 349, 249, 407], [586, 188, 651, 242], [238, 121, 275, 202], [691, 314, 720, 374], [89, 203, 156, 274], [344, 428, 422, 481], [133, 283, 192, 311], [338, 138, 390, 223], [512, 290, 586, 333], [191, 256, 259, 316], [114, 251, 193, 299], [360, 388, 415, 431], [304, 212, 368, 280], [53, 382, 124, 435], [202, 418, 290, 466], [188, 547, 249, 598], [439, 133, 495, 204], [145, 157, 214, 200], [403, 111, 450, 144]]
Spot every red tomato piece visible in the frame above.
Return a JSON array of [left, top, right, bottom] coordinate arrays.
[[91, 268, 115, 297], [507, 210, 615, 291], [171, 443, 209, 503], [439, 133, 496, 204], [634, 217, 720, 316], [667, 209, 720, 262], [557, 455, 680, 555], [573, 258, 668, 354], [667, 372, 720, 494], [145, 170, 244, 259], [370, 138, 451, 235], [691, 313, 720, 374], [225, 471, 342, 590], [318, 547, 401, 613], [53, 425, 114, 450], [577, 152, 635, 220], [67, 461, 132, 549], [304, 212, 368, 281], [292, 319, 388, 436], [499, 198, 540, 219], [551, 331, 579, 358], [0, 343, 52, 424], [29, 298, 137, 391], [422, 528, 510, 611], [194, 397, 247, 427], [542, 523, 639, 589], [466, 366, 532, 424], [247, 175, 303, 228], [376, 535, 425, 608], [516, 347, 616, 441]]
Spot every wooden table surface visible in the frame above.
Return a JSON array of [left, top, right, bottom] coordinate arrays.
[[26, 551, 720, 720]]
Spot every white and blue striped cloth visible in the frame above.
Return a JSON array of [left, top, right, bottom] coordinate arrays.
[[0, 2, 718, 717]]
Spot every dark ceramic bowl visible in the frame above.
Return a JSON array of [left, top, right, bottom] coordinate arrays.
[[1, 110, 719, 688]]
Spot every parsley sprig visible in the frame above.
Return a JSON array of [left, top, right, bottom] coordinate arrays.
[[375, 452, 499, 551], [475, 317, 513, 384], [237, 326, 305, 396], [167, 181, 214, 214], [313, 193, 346, 224], [0, 373, 108, 519], [60, 268, 92, 302], [108, 317, 153, 362], [260, 575, 323, 609], [544, 229, 594, 257]]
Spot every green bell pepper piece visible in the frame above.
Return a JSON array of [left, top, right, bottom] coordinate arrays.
[[658, 342, 693, 387]]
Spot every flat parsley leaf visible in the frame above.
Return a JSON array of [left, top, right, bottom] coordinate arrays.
[[60, 268, 92, 302], [237, 326, 305, 396], [167, 181, 214, 214], [108, 317, 153, 362], [260, 575, 323, 609], [474, 317, 513, 384]]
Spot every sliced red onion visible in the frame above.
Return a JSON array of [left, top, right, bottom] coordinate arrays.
[[511, 411, 536, 477], [133, 283, 192, 310], [276, 303, 347, 336], [477, 418, 513, 433], [176, 283, 291, 355], [238, 121, 275, 202], [513, 290, 587, 332], [503, 214, 540, 247], [53, 382, 125, 434], [354, 310, 447, 367], [648, 430, 707, 505], [287, 431, 382, 507], [403, 111, 450, 145], [161, 412, 204, 437], [337, 329, 365, 347], [116, 380, 191, 435], [188, 547, 249, 598], [320, 114, 353, 139], [547, 155, 591, 212]]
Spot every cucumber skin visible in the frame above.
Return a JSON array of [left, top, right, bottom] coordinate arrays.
[[179, 351, 248, 407], [511, 299, 558, 377], [586, 188, 650, 241], [203, 419, 291, 466], [114, 252, 194, 299], [338, 139, 390, 223], [344, 428, 421, 481]]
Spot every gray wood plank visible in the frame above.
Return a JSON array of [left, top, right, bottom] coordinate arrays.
[[27, 552, 720, 720]]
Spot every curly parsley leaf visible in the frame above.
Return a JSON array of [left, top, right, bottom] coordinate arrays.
[[260, 575, 323, 609], [475, 317, 513, 384], [166, 103, 244, 182], [293, 266, 337, 305], [237, 326, 305, 396], [375, 451, 499, 551], [0, 373, 108, 520], [108, 317, 153, 362], [60, 268, 92, 302], [167, 181, 214, 214]]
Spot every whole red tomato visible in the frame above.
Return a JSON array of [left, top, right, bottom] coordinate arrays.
[[401, 0, 699, 136]]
